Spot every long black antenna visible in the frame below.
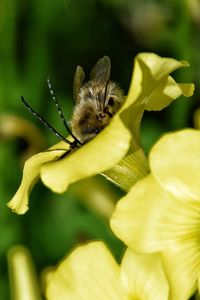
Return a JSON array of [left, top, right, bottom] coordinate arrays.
[[21, 96, 74, 146], [47, 77, 82, 145]]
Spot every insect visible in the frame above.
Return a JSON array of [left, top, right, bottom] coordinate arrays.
[[21, 56, 124, 154]]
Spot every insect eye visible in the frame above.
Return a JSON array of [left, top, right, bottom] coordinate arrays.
[[108, 97, 114, 106], [88, 90, 93, 98]]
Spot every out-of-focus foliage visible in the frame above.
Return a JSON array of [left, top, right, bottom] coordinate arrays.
[[0, 0, 199, 298]]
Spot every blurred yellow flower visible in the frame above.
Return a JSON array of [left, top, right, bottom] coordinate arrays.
[[7, 245, 42, 300], [8, 53, 194, 214], [46, 241, 169, 300], [111, 129, 200, 300], [0, 113, 45, 163]]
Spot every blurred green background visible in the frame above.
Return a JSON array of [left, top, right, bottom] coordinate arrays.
[[0, 0, 200, 298]]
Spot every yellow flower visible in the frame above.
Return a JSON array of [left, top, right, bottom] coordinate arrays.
[[111, 129, 200, 300], [8, 53, 194, 214], [46, 241, 169, 300], [7, 245, 41, 300]]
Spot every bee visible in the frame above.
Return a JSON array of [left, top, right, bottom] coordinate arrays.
[[71, 56, 124, 143], [21, 56, 124, 154]]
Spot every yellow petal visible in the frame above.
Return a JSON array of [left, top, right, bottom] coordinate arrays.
[[150, 129, 200, 201], [46, 241, 128, 300], [121, 249, 169, 300], [162, 242, 200, 300], [7, 148, 66, 214], [111, 175, 169, 251], [145, 76, 194, 111], [121, 53, 193, 144], [41, 113, 131, 193], [111, 174, 200, 251], [111, 174, 200, 299], [125, 53, 193, 112]]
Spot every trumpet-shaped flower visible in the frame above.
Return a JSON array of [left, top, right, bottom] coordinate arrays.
[[8, 53, 194, 214], [46, 241, 169, 300], [111, 129, 200, 300]]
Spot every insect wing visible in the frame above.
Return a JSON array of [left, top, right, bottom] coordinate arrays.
[[73, 65, 85, 103], [90, 56, 111, 83]]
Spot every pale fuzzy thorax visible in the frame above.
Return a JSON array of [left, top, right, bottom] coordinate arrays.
[[71, 80, 124, 143]]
